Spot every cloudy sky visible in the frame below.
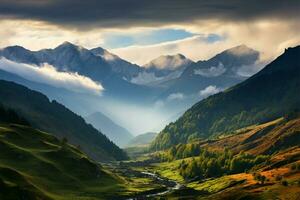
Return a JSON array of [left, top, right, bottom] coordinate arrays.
[[0, 0, 299, 65]]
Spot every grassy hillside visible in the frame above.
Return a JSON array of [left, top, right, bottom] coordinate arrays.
[[0, 124, 126, 200], [202, 117, 300, 156], [151, 46, 300, 150], [0, 80, 128, 161]]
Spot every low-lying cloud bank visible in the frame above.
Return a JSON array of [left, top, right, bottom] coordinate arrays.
[[0, 58, 103, 95], [167, 92, 185, 101], [199, 85, 220, 98], [130, 71, 164, 85], [194, 62, 226, 77], [130, 70, 182, 85]]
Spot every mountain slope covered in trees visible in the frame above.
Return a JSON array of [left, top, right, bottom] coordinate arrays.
[[0, 80, 128, 161], [151, 46, 300, 150]]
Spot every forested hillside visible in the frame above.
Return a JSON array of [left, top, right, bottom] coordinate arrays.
[[151, 46, 300, 150], [0, 80, 128, 161]]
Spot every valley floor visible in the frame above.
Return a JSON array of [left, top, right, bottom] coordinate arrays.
[[107, 151, 300, 200], [1, 118, 300, 200]]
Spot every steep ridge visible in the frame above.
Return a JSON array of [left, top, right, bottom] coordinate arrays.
[[151, 45, 300, 150], [85, 112, 133, 147], [91, 47, 142, 79], [0, 80, 128, 161]]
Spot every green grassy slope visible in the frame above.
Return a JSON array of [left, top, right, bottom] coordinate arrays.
[[0, 80, 128, 161], [151, 46, 300, 150], [0, 124, 125, 200]]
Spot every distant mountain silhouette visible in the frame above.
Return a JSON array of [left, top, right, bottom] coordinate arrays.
[[85, 112, 133, 147]]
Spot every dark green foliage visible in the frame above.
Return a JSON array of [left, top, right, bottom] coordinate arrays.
[[164, 143, 202, 161], [156, 145, 269, 180], [275, 175, 283, 181], [151, 46, 300, 150], [0, 104, 29, 126], [0, 80, 128, 161], [290, 163, 300, 171], [61, 137, 68, 146], [253, 173, 266, 184], [284, 109, 300, 121], [177, 151, 269, 180], [281, 180, 288, 186]]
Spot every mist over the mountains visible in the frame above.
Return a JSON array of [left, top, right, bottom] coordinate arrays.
[[0, 42, 273, 137], [0, 57, 103, 95], [194, 63, 226, 77], [199, 85, 221, 98]]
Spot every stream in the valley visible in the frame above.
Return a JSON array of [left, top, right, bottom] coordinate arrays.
[[125, 171, 183, 200], [102, 162, 184, 199]]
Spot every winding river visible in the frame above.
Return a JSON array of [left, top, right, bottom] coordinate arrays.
[[127, 171, 183, 199]]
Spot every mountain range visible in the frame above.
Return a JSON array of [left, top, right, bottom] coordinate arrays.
[[0, 42, 261, 138], [0, 41, 299, 199]]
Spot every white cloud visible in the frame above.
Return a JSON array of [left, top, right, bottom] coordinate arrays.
[[130, 71, 164, 85], [199, 85, 220, 98], [236, 62, 266, 77], [0, 58, 103, 95], [130, 70, 182, 85], [113, 20, 300, 65], [167, 92, 185, 101], [153, 92, 185, 109], [194, 62, 226, 77], [0, 18, 299, 68], [113, 35, 220, 65]]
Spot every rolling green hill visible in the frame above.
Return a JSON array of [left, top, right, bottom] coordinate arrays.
[[0, 80, 128, 161], [0, 124, 125, 200], [151, 46, 300, 150]]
